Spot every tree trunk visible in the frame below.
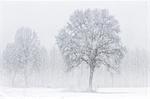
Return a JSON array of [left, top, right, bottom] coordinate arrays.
[[12, 71, 17, 87], [24, 69, 28, 87], [111, 73, 114, 87], [89, 66, 94, 91]]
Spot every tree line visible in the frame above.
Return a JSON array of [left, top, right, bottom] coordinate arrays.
[[2, 9, 126, 91]]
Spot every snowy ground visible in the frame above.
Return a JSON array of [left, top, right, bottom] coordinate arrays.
[[0, 87, 149, 99]]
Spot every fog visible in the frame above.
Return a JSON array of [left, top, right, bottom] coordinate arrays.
[[0, 1, 149, 89], [0, 1, 148, 51]]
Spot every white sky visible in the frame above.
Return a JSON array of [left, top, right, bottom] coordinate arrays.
[[0, 1, 148, 53]]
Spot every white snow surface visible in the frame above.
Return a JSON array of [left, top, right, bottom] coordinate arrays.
[[0, 87, 148, 98]]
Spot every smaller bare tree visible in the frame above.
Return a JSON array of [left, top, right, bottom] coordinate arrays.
[[3, 27, 47, 87]]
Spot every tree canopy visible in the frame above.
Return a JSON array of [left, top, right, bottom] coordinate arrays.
[[57, 9, 125, 72]]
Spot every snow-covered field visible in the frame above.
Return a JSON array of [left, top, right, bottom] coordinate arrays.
[[0, 87, 149, 99]]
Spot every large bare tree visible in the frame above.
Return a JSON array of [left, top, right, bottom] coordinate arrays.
[[56, 9, 126, 91]]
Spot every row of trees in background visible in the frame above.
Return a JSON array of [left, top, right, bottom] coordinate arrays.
[[2, 9, 126, 90]]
